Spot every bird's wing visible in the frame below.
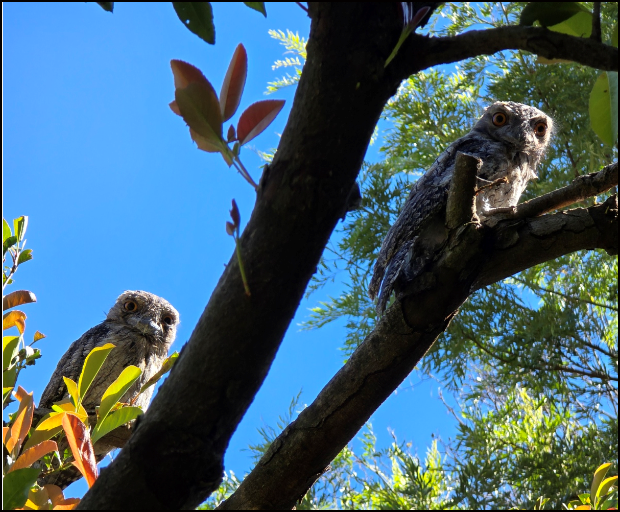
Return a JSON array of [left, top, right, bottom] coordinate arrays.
[[38, 322, 111, 409]]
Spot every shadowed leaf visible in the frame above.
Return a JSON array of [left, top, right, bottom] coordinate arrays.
[[138, 352, 179, 395], [172, 2, 215, 44], [97, 365, 142, 427], [91, 406, 143, 444], [590, 72, 619, 146], [176, 81, 224, 151], [96, 2, 113, 12], [2, 467, 41, 510], [520, 2, 588, 27], [243, 2, 266, 16]]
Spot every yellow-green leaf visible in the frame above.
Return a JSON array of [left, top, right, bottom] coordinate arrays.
[[590, 72, 619, 146], [548, 11, 592, 38], [591, 463, 612, 502], [2, 218, 11, 243], [139, 352, 179, 395], [97, 365, 142, 427], [63, 377, 80, 409], [77, 343, 115, 405], [91, 406, 143, 444], [3, 335, 20, 371], [13, 216, 28, 242]]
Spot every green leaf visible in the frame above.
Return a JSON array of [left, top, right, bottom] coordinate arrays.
[[3, 236, 17, 256], [2, 467, 41, 510], [96, 365, 142, 428], [589, 72, 619, 146], [591, 463, 612, 503], [243, 2, 266, 17], [77, 343, 115, 405], [172, 2, 215, 45], [519, 2, 588, 27], [2, 218, 11, 243], [139, 352, 179, 395], [63, 376, 80, 409], [3, 367, 17, 391], [13, 216, 28, 242], [547, 11, 592, 38], [3, 336, 20, 372], [91, 406, 143, 444], [17, 249, 33, 266], [96, 2, 113, 12], [612, 23, 618, 47]]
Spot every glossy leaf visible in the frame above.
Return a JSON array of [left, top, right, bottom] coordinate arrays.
[[3, 290, 37, 311], [77, 343, 115, 403], [589, 72, 619, 146], [597, 476, 619, 504], [10, 439, 58, 472], [3, 310, 26, 334], [63, 376, 80, 409], [13, 216, 28, 242], [237, 99, 285, 145], [17, 249, 33, 265], [6, 386, 34, 456], [3, 335, 20, 371], [23, 486, 51, 510], [172, 2, 215, 45], [520, 2, 588, 27], [52, 398, 88, 421], [91, 406, 143, 444], [3, 218, 11, 242], [44, 485, 80, 510], [138, 352, 179, 395], [243, 2, 266, 16], [2, 467, 41, 510], [547, 11, 592, 38], [220, 44, 247, 122], [3, 235, 17, 256], [97, 365, 142, 427], [62, 414, 98, 488], [23, 410, 65, 452], [591, 463, 612, 502]]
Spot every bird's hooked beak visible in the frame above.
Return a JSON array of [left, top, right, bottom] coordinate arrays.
[[128, 316, 162, 336]]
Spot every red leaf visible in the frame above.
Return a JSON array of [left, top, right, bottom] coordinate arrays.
[[225, 221, 235, 236], [237, 100, 285, 145], [170, 59, 210, 90], [62, 414, 98, 488], [220, 44, 247, 122], [227, 124, 236, 142]]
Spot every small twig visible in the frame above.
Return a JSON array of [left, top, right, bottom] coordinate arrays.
[[232, 158, 258, 190], [295, 2, 308, 14], [475, 176, 508, 194], [591, 2, 602, 43]]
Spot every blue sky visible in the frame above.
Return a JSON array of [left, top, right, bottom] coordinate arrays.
[[4, 2, 458, 499]]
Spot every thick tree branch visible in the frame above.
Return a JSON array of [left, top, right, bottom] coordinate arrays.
[[394, 25, 618, 78], [446, 153, 480, 229], [220, 193, 617, 510]]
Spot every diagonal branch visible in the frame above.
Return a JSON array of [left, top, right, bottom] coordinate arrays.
[[219, 188, 618, 509], [394, 25, 618, 77]]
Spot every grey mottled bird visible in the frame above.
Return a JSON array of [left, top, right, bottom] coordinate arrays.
[[40, 290, 179, 413], [369, 101, 553, 314]]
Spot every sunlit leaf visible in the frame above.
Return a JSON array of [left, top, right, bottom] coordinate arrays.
[[3, 335, 20, 371], [33, 331, 46, 342], [91, 406, 143, 444], [17, 249, 33, 265], [96, 365, 141, 427], [237, 99, 285, 145], [3, 290, 37, 311], [44, 485, 80, 510], [2, 467, 41, 510], [589, 72, 619, 146], [51, 398, 88, 421], [591, 463, 612, 502], [13, 216, 28, 242], [243, 2, 266, 16], [62, 414, 98, 488], [63, 376, 80, 409], [77, 343, 115, 404], [547, 11, 592, 37], [9, 439, 58, 472], [3, 235, 17, 256], [520, 2, 588, 27], [2, 218, 11, 243], [3, 310, 26, 334], [138, 352, 179, 395], [6, 386, 34, 456], [172, 2, 215, 45], [220, 44, 248, 122], [596, 476, 619, 504], [23, 486, 50, 510]]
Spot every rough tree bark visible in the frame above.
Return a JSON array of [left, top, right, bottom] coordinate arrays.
[[77, 3, 618, 509]]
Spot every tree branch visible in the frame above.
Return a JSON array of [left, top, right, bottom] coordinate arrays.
[[219, 193, 618, 509], [394, 25, 618, 77]]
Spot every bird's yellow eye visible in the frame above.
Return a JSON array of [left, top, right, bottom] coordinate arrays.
[[492, 112, 508, 126], [163, 315, 174, 326], [124, 301, 137, 312], [534, 121, 547, 137]]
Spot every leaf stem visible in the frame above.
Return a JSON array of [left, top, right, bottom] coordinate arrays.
[[234, 233, 251, 297]]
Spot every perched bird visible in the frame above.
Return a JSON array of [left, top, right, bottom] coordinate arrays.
[[40, 290, 180, 413], [369, 101, 553, 314]]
